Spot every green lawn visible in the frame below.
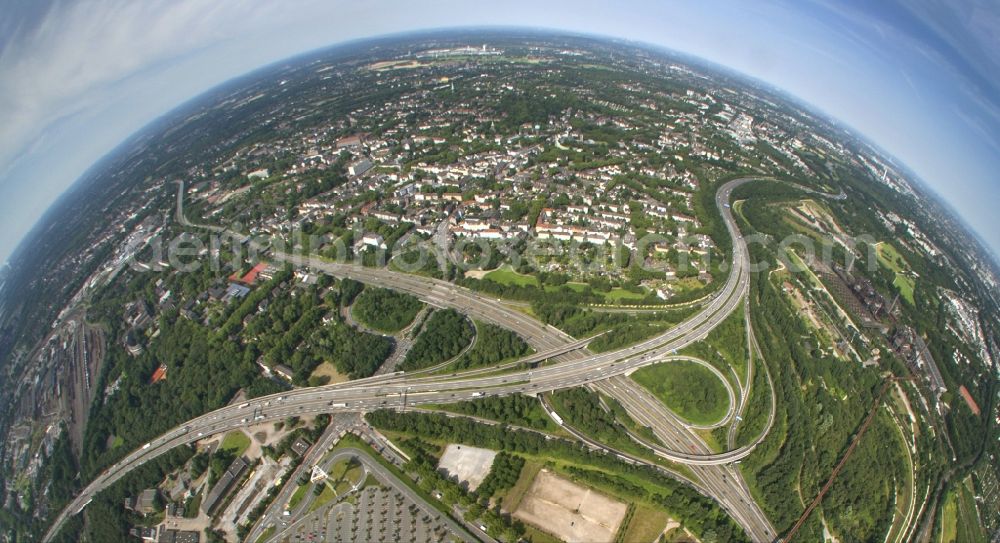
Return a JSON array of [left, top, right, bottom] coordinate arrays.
[[483, 266, 659, 305], [876, 242, 916, 304], [327, 458, 365, 495], [183, 492, 202, 518], [953, 477, 987, 543], [288, 483, 309, 510], [484, 265, 539, 287], [940, 489, 958, 543], [875, 242, 906, 273], [631, 361, 729, 426], [620, 504, 669, 543], [551, 281, 589, 293], [219, 431, 251, 457], [254, 526, 276, 543], [603, 287, 647, 302], [523, 525, 563, 543], [893, 274, 915, 305], [308, 483, 337, 512]]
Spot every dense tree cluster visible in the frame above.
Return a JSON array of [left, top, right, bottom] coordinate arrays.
[[401, 309, 474, 371], [440, 394, 556, 431], [217, 268, 293, 337], [307, 319, 392, 379], [338, 278, 364, 306], [589, 321, 671, 353], [81, 316, 269, 480], [241, 280, 391, 383], [351, 286, 423, 333], [475, 452, 525, 500], [631, 361, 728, 425], [530, 300, 690, 349], [451, 322, 529, 370], [494, 90, 572, 129], [549, 388, 655, 459], [77, 267, 381, 486], [734, 238, 897, 540], [50, 446, 194, 543]]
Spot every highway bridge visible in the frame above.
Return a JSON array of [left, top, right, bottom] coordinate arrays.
[[45, 177, 791, 542]]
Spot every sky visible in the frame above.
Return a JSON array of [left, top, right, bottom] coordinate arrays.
[[1, 0, 999, 264]]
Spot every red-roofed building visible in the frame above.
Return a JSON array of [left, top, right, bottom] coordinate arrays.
[[150, 364, 167, 384], [958, 385, 980, 416], [240, 262, 269, 285]]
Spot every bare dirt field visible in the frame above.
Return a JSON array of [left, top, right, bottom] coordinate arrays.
[[437, 443, 496, 491], [310, 361, 350, 384], [462, 269, 490, 279], [513, 469, 628, 543]]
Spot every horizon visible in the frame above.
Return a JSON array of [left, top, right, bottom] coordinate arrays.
[[2, 1, 1000, 266], [4, 25, 999, 272]]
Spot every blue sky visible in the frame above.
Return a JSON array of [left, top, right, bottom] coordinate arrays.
[[1, 0, 999, 263]]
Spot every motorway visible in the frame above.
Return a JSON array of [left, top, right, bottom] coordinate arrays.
[[595, 375, 775, 541], [45, 177, 778, 542]]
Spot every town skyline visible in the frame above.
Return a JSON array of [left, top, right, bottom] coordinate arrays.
[[3, 1, 1000, 264]]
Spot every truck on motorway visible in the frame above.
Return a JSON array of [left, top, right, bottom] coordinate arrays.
[[471, 392, 484, 397], [329, 402, 347, 408], [142, 442, 151, 450], [238, 402, 250, 409]]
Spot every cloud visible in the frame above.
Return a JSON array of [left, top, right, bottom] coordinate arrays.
[[1, 0, 999, 261], [0, 0, 294, 178]]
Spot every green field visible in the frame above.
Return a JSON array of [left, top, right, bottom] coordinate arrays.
[[603, 287, 648, 302], [940, 489, 958, 543], [551, 281, 590, 294], [308, 483, 337, 512], [941, 476, 987, 543], [219, 431, 251, 457], [254, 526, 276, 543], [483, 265, 539, 287], [328, 458, 365, 494], [876, 242, 915, 304], [483, 265, 650, 304], [631, 361, 729, 426], [287, 483, 309, 510], [620, 504, 669, 543]]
